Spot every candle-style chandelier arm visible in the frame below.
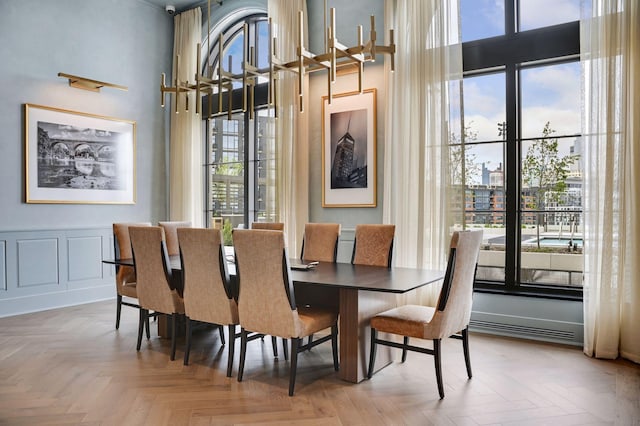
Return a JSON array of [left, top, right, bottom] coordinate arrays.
[[160, 2, 395, 117]]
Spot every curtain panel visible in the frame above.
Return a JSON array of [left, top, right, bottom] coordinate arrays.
[[169, 8, 204, 227], [581, 0, 640, 363], [268, 0, 309, 254], [383, 0, 462, 305]]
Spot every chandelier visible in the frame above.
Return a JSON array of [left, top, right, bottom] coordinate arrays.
[[160, 1, 395, 119]]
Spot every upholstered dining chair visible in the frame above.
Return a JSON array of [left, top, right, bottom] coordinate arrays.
[[367, 229, 483, 399], [159, 221, 192, 256], [112, 222, 152, 332], [251, 222, 285, 231], [233, 229, 339, 396], [250, 221, 289, 358], [300, 223, 341, 263], [129, 226, 185, 360], [177, 228, 239, 376], [351, 224, 396, 267]]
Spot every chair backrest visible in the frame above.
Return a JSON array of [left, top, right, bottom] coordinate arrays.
[[113, 222, 151, 288], [129, 226, 182, 314], [251, 222, 284, 231], [177, 228, 238, 326], [159, 221, 192, 256], [233, 229, 300, 338], [351, 224, 395, 267], [301, 223, 341, 262], [430, 230, 483, 337]]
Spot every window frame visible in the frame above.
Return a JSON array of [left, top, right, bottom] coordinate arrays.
[[461, 0, 582, 300]]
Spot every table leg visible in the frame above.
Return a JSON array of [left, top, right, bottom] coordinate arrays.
[[338, 288, 396, 383]]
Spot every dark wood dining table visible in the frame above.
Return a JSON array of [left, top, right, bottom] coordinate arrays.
[[104, 256, 444, 383]]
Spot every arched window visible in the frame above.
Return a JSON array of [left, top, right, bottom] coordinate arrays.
[[202, 12, 276, 233]]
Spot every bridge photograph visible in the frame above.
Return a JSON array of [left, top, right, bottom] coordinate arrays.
[[37, 120, 124, 191]]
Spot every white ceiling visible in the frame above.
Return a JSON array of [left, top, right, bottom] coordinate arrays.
[[144, 0, 205, 13]]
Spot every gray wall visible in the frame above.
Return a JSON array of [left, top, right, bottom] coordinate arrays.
[[0, 0, 173, 316]]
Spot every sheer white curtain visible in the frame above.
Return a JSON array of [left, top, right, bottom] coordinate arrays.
[[169, 8, 204, 227], [268, 0, 309, 253], [582, 0, 640, 363], [383, 0, 461, 304]]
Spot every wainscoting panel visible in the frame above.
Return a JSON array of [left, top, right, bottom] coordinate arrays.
[[17, 238, 59, 288], [67, 236, 103, 282], [0, 227, 114, 318]]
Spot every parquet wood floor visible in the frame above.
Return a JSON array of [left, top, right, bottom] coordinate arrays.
[[0, 300, 638, 425]]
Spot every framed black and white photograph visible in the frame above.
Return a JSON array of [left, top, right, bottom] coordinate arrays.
[[322, 88, 377, 207], [24, 104, 136, 204]]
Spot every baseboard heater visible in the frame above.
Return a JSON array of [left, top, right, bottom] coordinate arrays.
[[469, 319, 577, 343]]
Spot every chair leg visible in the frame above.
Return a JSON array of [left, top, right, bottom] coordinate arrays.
[[434, 339, 444, 399], [271, 336, 278, 357], [402, 336, 409, 362], [116, 294, 122, 329], [170, 313, 177, 361], [462, 327, 472, 378], [218, 325, 226, 345], [238, 328, 248, 382], [307, 334, 313, 350], [183, 317, 192, 365], [367, 328, 378, 379], [145, 312, 150, 339], [289, 338, 300, 396], [226, 324, 236, 378], [136, 309, 147, 351], [331, 324, 339, 371], [282, 339, 289, 361]]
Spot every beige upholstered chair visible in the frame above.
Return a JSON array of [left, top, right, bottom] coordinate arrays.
[[351, 224, 396, 267], [367, 230, 483, 399], [233, 229, 339, 396], [251, 222, 284, 231], [129, 226, 185, 360], [112, 222, 152, 331], [300, 223, 341, 262], [250, 221, 288, 357], [177, 228, 239, 376], [159, 221, 192, 256]]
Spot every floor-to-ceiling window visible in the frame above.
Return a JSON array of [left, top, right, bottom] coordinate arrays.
[[457, 0, 582, 298], [202, 14, 276, 233]]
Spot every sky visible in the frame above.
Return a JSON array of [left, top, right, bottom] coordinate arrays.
[[456, 0, 583, 174]]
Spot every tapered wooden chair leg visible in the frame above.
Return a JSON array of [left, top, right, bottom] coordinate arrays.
[[116, 294, 122, 329], [218, 325, 226, 345], [136, 309, 147, 351], [238, 329, 248, 382], [402, 336, 409, 362], [462, 327, 472, 378], [331, 325, 339, 371], [288, 338, 300, 396], [282, 339, 288, 361], [271, 336, 278, 357], [170, 314, 177, 361], [367, 328, 378, 379], [145, 313, 150, 339], [184, 317, 192, 365], [226, 324, 236, 378], [434, 339, 444, 399]]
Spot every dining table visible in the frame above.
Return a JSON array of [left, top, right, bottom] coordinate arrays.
[[104, 255, 444, 383]]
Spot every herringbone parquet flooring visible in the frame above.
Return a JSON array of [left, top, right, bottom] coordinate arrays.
[[0, 300, 638, 425]]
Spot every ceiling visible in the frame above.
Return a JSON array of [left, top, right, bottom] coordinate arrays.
[[144, 0, 207, 13]]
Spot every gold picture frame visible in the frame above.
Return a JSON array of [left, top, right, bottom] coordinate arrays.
[[321, 88, 377, 208], [24, 104, 136, 204]]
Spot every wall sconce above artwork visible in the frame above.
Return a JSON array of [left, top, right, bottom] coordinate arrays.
[[58, 72, 128, 92]]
